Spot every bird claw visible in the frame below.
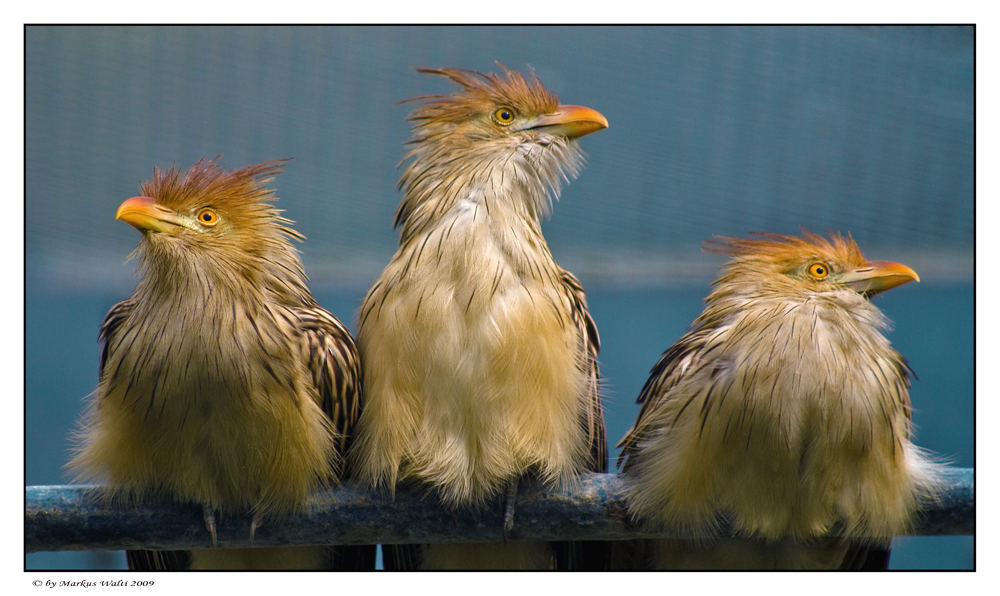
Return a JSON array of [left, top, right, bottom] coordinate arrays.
[[502, 480, 518, 543], [202, 505, 218, 548]]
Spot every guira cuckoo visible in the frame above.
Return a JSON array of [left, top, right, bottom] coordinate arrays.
[[69, 160, 372, 570], [349, 66, 609, 569], [612, 231, 944, 569]]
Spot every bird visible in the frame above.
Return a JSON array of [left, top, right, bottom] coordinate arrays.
[[611, 230, 945, 569], [346, 65, 609, 569], [67, 159, 372, 570]]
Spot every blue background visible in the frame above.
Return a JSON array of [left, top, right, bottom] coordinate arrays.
[[25, 26, 973, 570]]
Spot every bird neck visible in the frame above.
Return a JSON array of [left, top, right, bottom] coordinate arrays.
[[395, 138, 584, 245], [707, 276, 891, 331], [697, 285, 899, 369], [131, 238, 311, 312]]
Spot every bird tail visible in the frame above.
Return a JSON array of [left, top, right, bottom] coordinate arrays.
[[907, 442, 952, 509]]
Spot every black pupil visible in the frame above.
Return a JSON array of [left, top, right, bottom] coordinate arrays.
[[500, 111, 510, 120], [202, 213, 212, 221], [815, 266, 824, 274]]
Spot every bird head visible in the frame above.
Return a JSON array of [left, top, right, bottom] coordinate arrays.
[[705, 230, 919, 301], [395, 64, 608, 231], [117, 159, 308, 296], [404, 65, 608, 144]]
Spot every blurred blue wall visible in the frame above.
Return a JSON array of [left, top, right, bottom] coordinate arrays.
[[25, 26, 973, 570]]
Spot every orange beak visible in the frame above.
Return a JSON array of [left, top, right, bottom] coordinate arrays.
[[528, 104, 609, 139], [116, 196, 182, 233], [841, 260, 920, 296]]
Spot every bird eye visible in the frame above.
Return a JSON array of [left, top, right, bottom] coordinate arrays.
[[196, 208, 219, 227], [808, 262, 829, 279], [493, 107, 516, 125]]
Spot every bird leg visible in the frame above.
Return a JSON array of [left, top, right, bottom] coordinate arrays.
[[441, 503, 460, 528], [502, 479, 518, 542], [202, 504, 218, 547], [250, 516, 261, 542]]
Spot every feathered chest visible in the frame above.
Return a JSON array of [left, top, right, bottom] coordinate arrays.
[[707, 297, 908, 404], [372, 190, 567, 322], [645, 295, 912, 461], [356, 192, 592, 506], [100, 285, 305, 422]]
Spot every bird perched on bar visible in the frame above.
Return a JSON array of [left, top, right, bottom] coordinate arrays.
[[68, 159, 372, 570], [348, 65, 609, 569], [611, 230, 945, 570]]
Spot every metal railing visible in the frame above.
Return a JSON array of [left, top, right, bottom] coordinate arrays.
[[26, 468, 973, 553]]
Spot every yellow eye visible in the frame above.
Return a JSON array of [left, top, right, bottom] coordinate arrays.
[[196, 208, 219, 227], [494, 107, 515, 125], [808, 262, 830, 279]]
